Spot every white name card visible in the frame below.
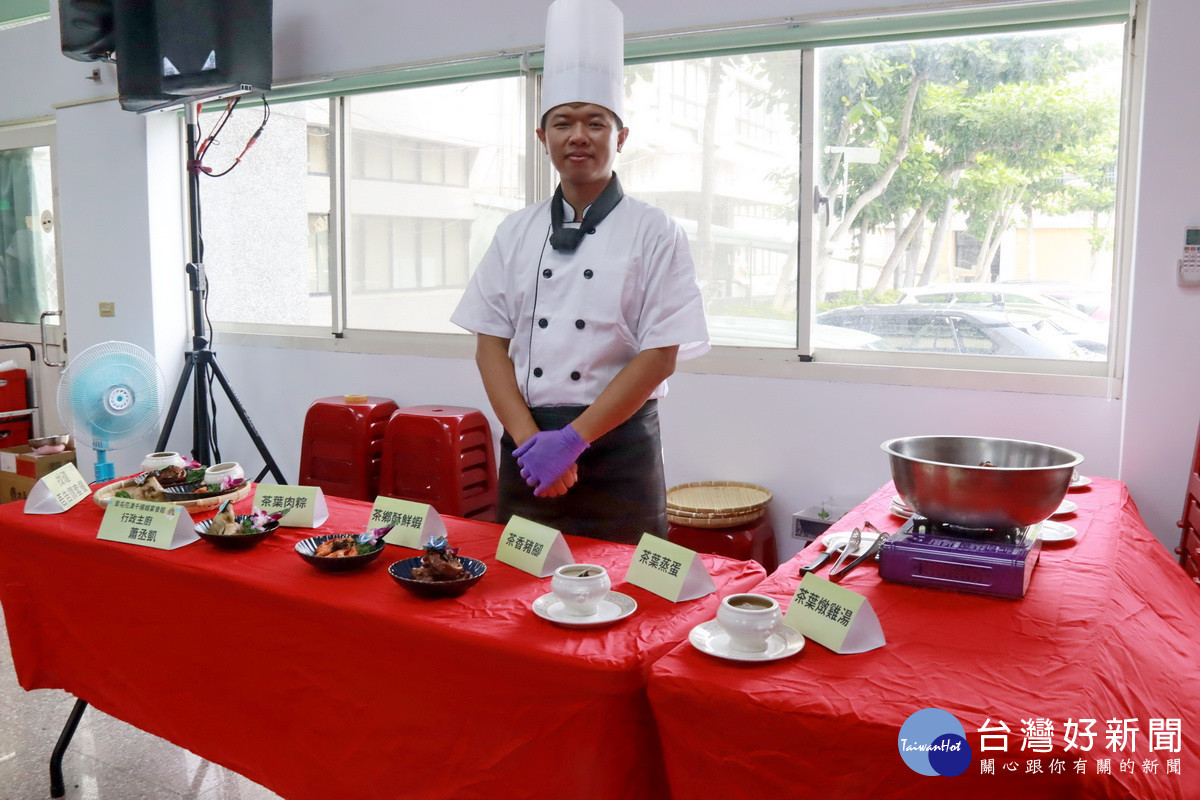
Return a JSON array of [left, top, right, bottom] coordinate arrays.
[[783, 573, 885, 654], [372, 497, 446, 549], [24, 463, 92, 514], [624, 534, 715, 602], [495, 515, 573, 577], [97, 497, 198, 550], [253, 484, 329, 527]]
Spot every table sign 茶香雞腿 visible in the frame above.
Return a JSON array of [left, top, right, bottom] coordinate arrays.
[[97, 497, 199, 550], [253, 484, 329, 528], [23, 462, 91, 514], [372, 496, 446, 549], [783, 572, 884, 654], [625, 533, 715, 602], [496, 515, 574, 577]]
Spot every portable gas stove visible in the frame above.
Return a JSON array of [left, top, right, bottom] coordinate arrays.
[[878, 515, 1043, 599]]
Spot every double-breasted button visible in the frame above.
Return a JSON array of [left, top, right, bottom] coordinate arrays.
[[538, 318, 549, 329], [533, 367, 543, 378], [583, 269, 594, 279], [543, 268, 553, 278], [570, 371, 581, 381], [575, 319, 585, 329]]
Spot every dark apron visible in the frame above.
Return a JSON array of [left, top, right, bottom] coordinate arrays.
[[497, 400, 667, 545]]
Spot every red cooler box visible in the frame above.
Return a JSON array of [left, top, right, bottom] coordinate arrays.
[[298, 395, 398, 501], [0, 369, 31, 448]]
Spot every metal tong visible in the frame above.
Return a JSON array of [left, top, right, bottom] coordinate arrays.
[[827, 527, 861, 576], [829, 521, 890, 583]]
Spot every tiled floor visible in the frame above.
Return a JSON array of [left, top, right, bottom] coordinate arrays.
[[0, 608, 283, 800]]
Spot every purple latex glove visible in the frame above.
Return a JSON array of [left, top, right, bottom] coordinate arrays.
[[514, 425, 589, 496]]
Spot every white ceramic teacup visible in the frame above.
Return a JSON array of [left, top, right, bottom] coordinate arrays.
[[204, 461, 244, 487], [716, 593, 783, 653], [142, 451, 186, 472], [551, 564, 611, 616]]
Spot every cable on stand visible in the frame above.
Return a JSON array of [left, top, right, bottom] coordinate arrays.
[[154, 99, 285, 483]]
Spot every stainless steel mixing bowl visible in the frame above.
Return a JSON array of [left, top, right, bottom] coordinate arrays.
[[881, 435, 1084, 529]]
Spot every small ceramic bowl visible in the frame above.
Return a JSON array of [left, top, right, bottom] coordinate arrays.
[[195, 516, 278, 550], [142, 451, 185, 471], [204, 462, 245, 487], [296, 534, 386, 573], [388, 556, 486, 598]]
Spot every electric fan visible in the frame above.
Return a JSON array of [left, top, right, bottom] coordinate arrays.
[[56, 341, 168, 482]]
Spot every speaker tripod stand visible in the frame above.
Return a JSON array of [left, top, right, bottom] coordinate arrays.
[[50, 95, 285, 799], [150, 98, 284, 482]]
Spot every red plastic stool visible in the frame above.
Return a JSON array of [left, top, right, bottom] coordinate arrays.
[[298, 395, 398, 501], [667, 515, 779, 574], [380, 405, 497, 521]]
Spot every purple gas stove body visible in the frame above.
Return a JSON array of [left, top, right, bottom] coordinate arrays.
[[878, 516, 1042, 599]]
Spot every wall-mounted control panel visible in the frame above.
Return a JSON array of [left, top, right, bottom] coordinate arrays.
[[1180, 227, 1200, 287]]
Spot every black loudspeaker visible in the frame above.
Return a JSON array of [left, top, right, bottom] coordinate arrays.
[[59, 0, 116, 62], [109, 0, 273, 111]]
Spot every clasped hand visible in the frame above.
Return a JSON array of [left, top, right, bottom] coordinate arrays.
[[514, 425, 589, 497]]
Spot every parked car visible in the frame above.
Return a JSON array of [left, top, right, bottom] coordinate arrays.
[[815, 304, 1103, 360], [895, 283, 1108, 355], [706, 316, 890, 350], [999, 280, 1112, 322]]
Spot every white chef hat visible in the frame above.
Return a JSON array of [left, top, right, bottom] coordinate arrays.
[[540, 0, 625, 123]]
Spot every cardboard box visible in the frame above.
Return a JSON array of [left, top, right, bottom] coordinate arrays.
[[0, 471, 37, 505], [0, 443, 77, 480]]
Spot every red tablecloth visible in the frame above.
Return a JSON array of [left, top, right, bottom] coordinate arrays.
[[648, 479, 1200, 800], [0, 485, 766, 800]]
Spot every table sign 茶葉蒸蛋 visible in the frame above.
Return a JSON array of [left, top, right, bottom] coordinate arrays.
[[97, 496, 198, 550], [24, 463, 91, 514], [253, 484, 329, 528], [495, 515, 574, 577], [373, 496, 445, 549], [783, 572, 885, 654], [625, 533, 715, 602]]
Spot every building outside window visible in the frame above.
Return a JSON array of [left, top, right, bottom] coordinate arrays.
[[199, 10, 1128, 384]]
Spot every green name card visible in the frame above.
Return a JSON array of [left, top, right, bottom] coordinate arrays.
[[372, 497, 446, 549], [496, 515, 573, 577], [254, 484, 329, 527], [783, 573, 885, 654], [24, 462, 92, 514], [625, 533, 715, 602], [98, 497, 198, 550]]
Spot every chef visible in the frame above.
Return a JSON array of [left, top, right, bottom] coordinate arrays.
[[451, 0, 709, 544]]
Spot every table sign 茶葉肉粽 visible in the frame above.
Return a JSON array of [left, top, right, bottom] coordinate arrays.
[[24, 462, 91, 514], [783, 572, 885, 654], [625, 534, 715, 602], [253, 484, 329, 527], [97, 496, 198, 550], [496, 515, 574, 577], [373, 496, 445, 549]]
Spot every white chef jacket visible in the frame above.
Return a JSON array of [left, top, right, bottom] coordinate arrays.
[[451, 193, 710, 407]]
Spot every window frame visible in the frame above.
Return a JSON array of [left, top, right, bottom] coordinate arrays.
[[208, 1, 1140, 398]]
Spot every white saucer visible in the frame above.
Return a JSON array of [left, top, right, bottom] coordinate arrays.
[[1053, 499, 1078, 516], [1069, 474, 1092, 489], [890, 495, 913, 518], [1040, 520, 1077, 542], [821, 530, 882, 557], [532, 591, 637, 628], [688, 620, 805, 662]]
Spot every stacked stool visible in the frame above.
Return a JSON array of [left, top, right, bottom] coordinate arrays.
[[665, 481, 779, 573], [380, 405, 497, 522], [298, 395, 398, 501]]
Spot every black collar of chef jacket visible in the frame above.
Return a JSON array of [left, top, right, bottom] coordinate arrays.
[[549, 173, 625, 253]]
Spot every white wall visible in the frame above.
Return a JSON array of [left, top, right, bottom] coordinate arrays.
[[2, 0, 1195, 563]]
